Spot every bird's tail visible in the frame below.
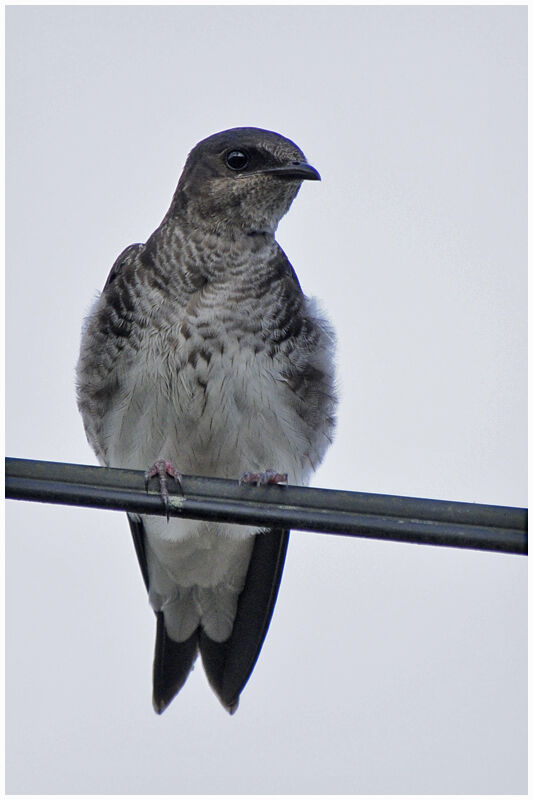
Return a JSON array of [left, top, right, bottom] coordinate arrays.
[[130, 513, 289, 713]]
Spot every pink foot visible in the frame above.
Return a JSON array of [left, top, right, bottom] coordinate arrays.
[[239, 469, 289, 487], [144, 459, 183, 520]]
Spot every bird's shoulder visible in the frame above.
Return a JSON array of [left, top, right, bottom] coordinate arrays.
[[103, 242, 144, 291], [267, 245, 303, 293]]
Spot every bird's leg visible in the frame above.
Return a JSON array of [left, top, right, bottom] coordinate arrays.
[[239, 469, 289, 487], [144, 459, 183, 521]]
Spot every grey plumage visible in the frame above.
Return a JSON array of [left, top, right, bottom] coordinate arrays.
[[76, 127, 337, 713]]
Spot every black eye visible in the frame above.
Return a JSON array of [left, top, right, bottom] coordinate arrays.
[[226, 150, 249, 171]]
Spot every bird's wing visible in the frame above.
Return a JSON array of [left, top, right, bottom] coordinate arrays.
[[127, 513, 289, 714], [103, 243, 144, 291]]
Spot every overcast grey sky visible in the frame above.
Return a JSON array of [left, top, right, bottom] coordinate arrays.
[[6, 5, 527, 794]]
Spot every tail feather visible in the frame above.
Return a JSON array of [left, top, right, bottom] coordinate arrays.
[[199, 528, 289, 713], [152, 613, 198, 714]]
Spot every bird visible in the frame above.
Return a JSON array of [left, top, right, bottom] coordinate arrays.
[[76, 127, 337, 714]]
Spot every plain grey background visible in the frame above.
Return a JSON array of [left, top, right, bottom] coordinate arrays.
[[6, 5, 527, 795]]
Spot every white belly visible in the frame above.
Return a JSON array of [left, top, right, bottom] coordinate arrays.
[[104, 334, 312, 491]]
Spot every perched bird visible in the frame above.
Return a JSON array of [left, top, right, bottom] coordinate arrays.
[[76, 127, 337, 713]]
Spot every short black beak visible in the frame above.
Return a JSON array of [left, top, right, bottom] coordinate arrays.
[[261, 162, 321, 181]]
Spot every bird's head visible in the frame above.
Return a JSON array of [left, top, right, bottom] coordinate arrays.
[[171, 127, 320, 236]]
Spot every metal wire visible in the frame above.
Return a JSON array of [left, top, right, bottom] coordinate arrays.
[[5, 457, 527, 555]]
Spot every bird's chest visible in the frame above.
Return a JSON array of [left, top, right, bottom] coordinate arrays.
[[108, 304, 298, 477], [171, 326, 274, 426]]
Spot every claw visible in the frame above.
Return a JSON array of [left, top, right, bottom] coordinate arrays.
[[144, 460, 183, 521], [239, 469, 288, 487]]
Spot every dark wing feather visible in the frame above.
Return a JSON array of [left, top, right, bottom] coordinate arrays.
[[127, 514, 289, 713], [127, 513, 149, 590]]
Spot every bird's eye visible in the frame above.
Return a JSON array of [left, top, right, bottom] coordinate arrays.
[[226, 150, 249, 171]]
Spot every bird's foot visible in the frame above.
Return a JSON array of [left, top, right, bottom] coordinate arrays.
[[144, 460, 183, 521], [239, 469, 289, 487]]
